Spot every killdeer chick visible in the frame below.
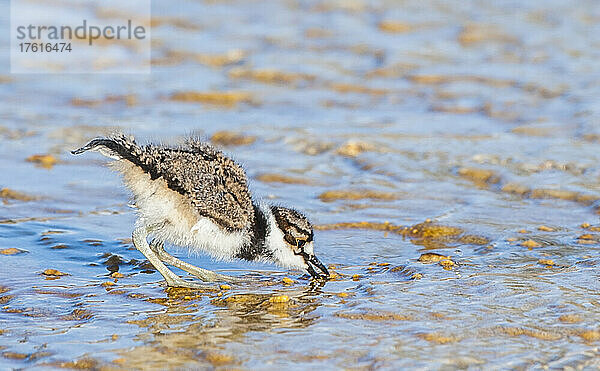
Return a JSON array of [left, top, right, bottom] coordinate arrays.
[[72, 134, 329, 288]]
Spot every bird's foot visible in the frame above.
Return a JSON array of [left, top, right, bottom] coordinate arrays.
[[190, 270, 249, 284]]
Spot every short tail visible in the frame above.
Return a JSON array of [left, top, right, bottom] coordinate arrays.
[[71, 134, 155, 173]]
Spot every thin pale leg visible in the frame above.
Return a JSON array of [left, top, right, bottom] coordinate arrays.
[[132, 226, 210, 289], [149, 239, 247, 283]]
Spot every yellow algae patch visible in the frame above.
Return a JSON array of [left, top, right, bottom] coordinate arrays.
[[407, 74, 448, 84], [0, 188, 36, 202], [57, 358, 99, 369], [149, 16, 200, 30], [581, 223, 591, 229], [219, 284, 231, 290], [417, 333, 458, 344], [501, 182, 530, 196], [315, 221, 404, 232], [458, 235, 490, 245], [203, 351, 235, 366], [579, 329, 600, 342], [192, 49, 245, 67], [578, 234, 595, 240], [328, 82, 389, 95], [229, 67, 315, 85], [520, 239, 541, 248], [319, 190, 398, 202], [418, 253, 450, 263], [538, 225, 555, 232], [281, 277, 294, 285], [530, 189, 579, 202], [110, 272, 125, 278], [0, 248, 26, 255], [407, 222, 462, 239], [500, 326, 561, 341], [538, 259, 555, 266], [439, 259, 455, 269], [71, 94, 136, 107], [26, 154, 58, 169], [351, 274, 361, 281], [101, 281, 115, 287], [378, 21, 412, 33], [336, 140, 376, 157], [458, 167, 500, 185], [335, 311, 411, 321], [304, 27, 333, 38], [2, 351, 28, 360], [170, 91, 254, 107], [210, 131, 256, 146], [559, 314, 582, 324], [256, 173, 313, 185], [61, 309, 94, 321], [269, 295, 289, 304], [457, 24, 518, 46], [432, 104, 480, 115], [42, 269, 68, 277]]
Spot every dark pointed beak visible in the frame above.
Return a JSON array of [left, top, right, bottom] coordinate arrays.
[[302, 253, 330, 280]]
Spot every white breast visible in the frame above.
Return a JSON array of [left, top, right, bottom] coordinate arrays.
[[188, 218, 250, 260]]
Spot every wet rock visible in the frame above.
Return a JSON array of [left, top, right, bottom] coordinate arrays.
[[378, 20, 412, 33], [439, 259, 456, 269], [336, 140, 376, 157], [229, 67, 315, 85], [170, 91, 255, 107], [42, 269, 68, 277], [71, 94, 136, 107], [520, 239, 541, 248], [26, 154, 58, 169], [0, 248, 26, 255], [418, 253, 450, 263], [335, 310, 411, 321], [538, 259, 555, 266], [0, 188, 36, 202], [459, 235, 490, 245], [210, 131, 256, 146], [417, 332, 458, 344], [318, 190, 398, 202], [61, 309, 94, 321], [579, 329, 600, 342], [407, 222, 462, 239], [559, 314, 582, 323], [269, 295, 289, 303], [458, 167, 500, 186], [499, 326, 561, 340], [203, 351, 235, 366], [501, 183, 530, 196], [2, 351, 28, 360], [328, 82, 389, 95], [256, 173, 313, 185], [538, 225, 555, 232], [458, 24, 518, 46]]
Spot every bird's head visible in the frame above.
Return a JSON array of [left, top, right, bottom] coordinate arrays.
[[266, 206, 329, 280]]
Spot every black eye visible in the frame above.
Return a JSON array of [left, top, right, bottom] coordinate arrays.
[[297, 239, 306, 248]]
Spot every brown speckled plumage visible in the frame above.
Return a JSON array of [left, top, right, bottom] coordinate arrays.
[[83, 134, 254, 232]]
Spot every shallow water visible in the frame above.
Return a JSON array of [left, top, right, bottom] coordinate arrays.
[[2, 0, 600, 369]]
